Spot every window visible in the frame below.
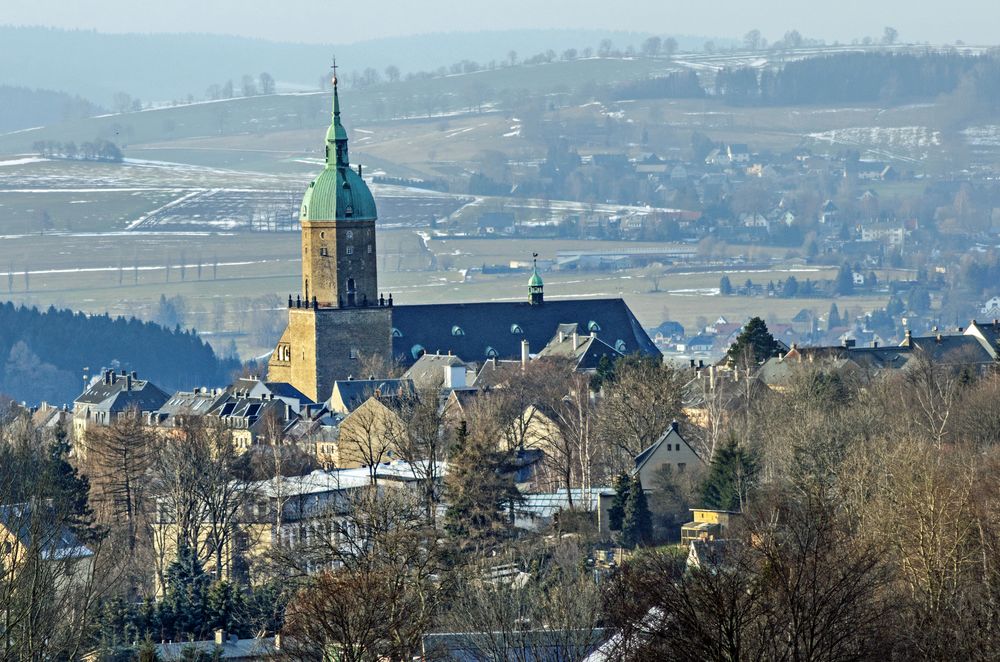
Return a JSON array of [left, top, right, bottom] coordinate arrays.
[[320, 231, 325, 239], [411, 344, 426, 359], [485, 347, 499, 359], [510, 324, 523, 335], [319, 247, 328, 257], [615, 339, 627, 352], [392, 327, 403, 338], [367, 244, 373, 254], [588, 320, 601, 332], [346, 246, 354, 255], [452, 325, 465, 336], [350, 348, 358, 359], [678, 463, 686, 473], [346, 230, 353, 239]]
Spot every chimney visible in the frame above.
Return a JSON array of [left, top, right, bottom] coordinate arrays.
[[572, 332, 579, 350], [444, 364, 466, 389], [558, 331, 565, 343], [698, 359, 704, 369], [708, 365, 716, 390], [274, 633, 281, 651], [215, 630, 225, 646], [689, 359, 696, 369], [670, 420, 679, 433], [873, 341, 879, 348], [521, 339, 530, 368]]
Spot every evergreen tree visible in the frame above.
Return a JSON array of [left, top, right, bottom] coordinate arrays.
[[828, 302, 842, 330], [725, 317, 780, 365], [621, 476, 653, 549], [206, 580, 244, 635], [701, 438, 758, 512], [835, 262, 855, 295], [719, 275, 733, 296], [43, 419, 97, 542], [444, 421, 521, 541], [161, 543, 212, 641], [608, 472, 631, 532]]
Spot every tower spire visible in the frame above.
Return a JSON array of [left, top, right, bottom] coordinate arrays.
[[326, 56, 349, 168]]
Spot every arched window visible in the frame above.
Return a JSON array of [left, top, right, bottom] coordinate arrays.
[[392, 327, 403, 338], [452, 325, 465, 336], [485, 346, 498, 359], [588, 320, 601, 332], [510, 324, 523, 335], [411, 344, 426, 359], [615, 339, 627, 352]]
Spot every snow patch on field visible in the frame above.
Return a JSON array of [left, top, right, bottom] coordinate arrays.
[[963, 125, 1000, 147], [0, 157, 48, 167], [807, 126, 940, 161]]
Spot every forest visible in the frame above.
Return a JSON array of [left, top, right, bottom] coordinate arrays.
[[0, 303, 240, 406], [0, 85, 103, 133]]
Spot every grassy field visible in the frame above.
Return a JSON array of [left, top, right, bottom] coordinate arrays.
[[0, 225, 892, 360]]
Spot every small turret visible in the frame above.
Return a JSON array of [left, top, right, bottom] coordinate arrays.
[[528, 254, 544, 305]]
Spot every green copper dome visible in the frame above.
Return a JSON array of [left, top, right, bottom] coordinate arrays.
[[528, 268, 544, 288], [300, 78, 377, 223]]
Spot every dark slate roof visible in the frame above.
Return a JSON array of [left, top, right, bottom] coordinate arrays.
[[330, 379, 414, 412], [390, 299, 659, 367], [909, 335, 995, 365], [537, 331, 624, 372], [75, 374, 169, 413], [263, 382, 312, 402]]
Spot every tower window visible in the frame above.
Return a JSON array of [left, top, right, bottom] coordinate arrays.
[[346, 246, 354, 255], [320, 247, 328, 257], [346, 230, 353, 239], [320, 231, 325, 239]]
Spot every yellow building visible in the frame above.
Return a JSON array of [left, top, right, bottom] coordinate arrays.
[[681, 508, 741, 545]]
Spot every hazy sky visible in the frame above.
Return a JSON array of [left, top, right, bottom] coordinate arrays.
[[4, 0, 996, 46]]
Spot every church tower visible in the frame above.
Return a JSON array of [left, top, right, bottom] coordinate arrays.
[[299, 76, 379, 308], [268, 69, 392, 402]]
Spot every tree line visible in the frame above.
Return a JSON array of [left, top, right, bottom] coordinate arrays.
[[0, 85, 103, 134], [31, 139, 123, 162], [0, 302, 240, 406]]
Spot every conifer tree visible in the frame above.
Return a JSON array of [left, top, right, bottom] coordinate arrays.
[[444, 421, 521, 541], [828, 302, 842, 330], [621, 476, 653, 549], [725, 317, 780, 365], [608, 472, 631, 532], [43, 419, 97, 542], [161, 543, 212, 641], [701, 438, 758, 512]]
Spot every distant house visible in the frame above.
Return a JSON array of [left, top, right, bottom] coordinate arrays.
[[477, 211, 516, 235], [681, 508, 741, 545], [979, 297, 1000, 320], [681, 334, 716, 354], [0, 502, 93, 590], [72, 369, 169, 450], [819, 199, 839, 224], [632, 421, 704, 488], [727, 144, 751, 164], [329, 379, 414, 415], [155, 631, 279, 661]]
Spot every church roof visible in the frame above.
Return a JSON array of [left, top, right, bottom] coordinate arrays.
[[390, 299, 659, 366], [300, 76, 377, 223]]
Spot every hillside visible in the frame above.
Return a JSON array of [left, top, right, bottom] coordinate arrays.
[[0, 302, 240, 406], [0, 26, 714, 106]]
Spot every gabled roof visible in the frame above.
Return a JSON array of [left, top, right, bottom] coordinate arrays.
[[536, 330, 624, 372], [75, 371, 169, 412], [330, 379, 414, 414], [633, 422, 701, 474], [390, 299, 659, 367], [402, 353, 468, 390]]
